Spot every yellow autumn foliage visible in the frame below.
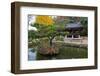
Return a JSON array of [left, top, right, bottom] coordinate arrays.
[[36, 16, 54, 26]]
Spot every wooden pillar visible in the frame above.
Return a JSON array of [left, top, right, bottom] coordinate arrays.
[[72, 35, 74, 39]]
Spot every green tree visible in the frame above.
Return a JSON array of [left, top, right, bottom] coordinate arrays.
[[28, 16, 68, 54]]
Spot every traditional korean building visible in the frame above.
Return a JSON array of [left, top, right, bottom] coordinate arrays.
[[65, 22, 83, 39]]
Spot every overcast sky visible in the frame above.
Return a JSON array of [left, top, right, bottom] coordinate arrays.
[[28, 15, 36, 26]]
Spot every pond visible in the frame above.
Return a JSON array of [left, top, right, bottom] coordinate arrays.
[[28, 45, 88, 61]]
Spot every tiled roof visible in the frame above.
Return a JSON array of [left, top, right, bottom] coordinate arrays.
[[66, 22, 83, 29]]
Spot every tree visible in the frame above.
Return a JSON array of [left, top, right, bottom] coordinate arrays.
[[29, 15, 68, 55], [35, 16, 54, 25], [53, 16, 70, 27], [80, 17, 88, 36]]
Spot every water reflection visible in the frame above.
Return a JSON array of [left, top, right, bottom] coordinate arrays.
[[28, 48, 37, 61]]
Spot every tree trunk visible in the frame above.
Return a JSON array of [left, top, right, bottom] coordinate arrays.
[[49, 36, 55, 47], [50, 38, 53, 46]]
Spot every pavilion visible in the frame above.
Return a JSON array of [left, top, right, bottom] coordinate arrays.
[[65, 22, 83, 39]]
